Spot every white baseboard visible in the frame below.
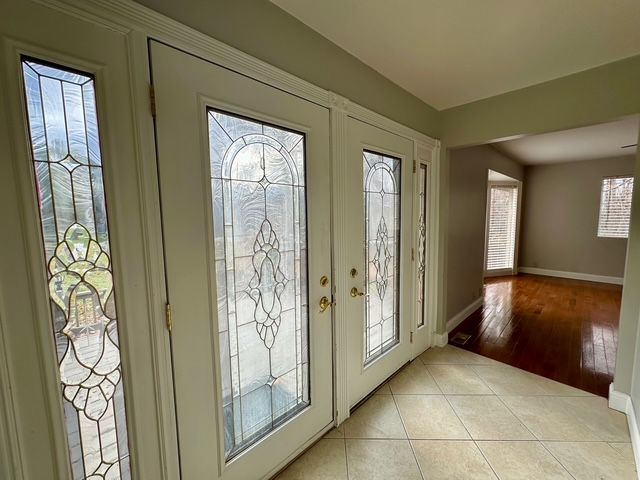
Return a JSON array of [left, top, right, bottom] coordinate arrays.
[[518, 267, 623, 285], [432, 332, 448, 347], [446, 298, 483, 333], [609, 384, 640, 479], [610, 383, 630, 412]]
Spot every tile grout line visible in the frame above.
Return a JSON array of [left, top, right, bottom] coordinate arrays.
[[441, 384, 502, 479], [448, 350, 578, 479], [435, 350, 580, 479], [494, 394, 578, 479], [390, 390, 426, 480], [537, 441, 578, 480], [342, 437, 350, 480]]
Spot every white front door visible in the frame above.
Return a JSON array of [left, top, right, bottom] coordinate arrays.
[[151, 42, 334, 479], [345, 118, 414, 406]]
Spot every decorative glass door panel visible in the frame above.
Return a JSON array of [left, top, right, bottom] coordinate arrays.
[[21, 58, 130, 480], [208, 110, 309, 458], [416, 163, 428, 328], [346, 118, 413, 407], [363, 151, 401, 364], [151, 41, 332, 479]]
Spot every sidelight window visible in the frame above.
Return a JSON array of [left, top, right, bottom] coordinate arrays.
[[21, 58, 130, 480]]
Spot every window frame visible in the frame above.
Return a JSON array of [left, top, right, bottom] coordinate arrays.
[[484, 178, 522, 278], [597, 175, 634, 239]]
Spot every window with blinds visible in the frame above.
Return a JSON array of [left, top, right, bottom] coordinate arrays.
[[486, 184, 519, 272], [598, 176, 634, 239]]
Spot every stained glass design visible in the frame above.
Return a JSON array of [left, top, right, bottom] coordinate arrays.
[[363, 151, 401, 363], [417, 164, 428, 328], [21, 59, 130, 479], [208, 110, 309, 460]]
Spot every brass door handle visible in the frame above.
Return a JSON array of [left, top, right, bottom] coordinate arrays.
[[350, 287, 367, 298], [319, 296, 335, 313]]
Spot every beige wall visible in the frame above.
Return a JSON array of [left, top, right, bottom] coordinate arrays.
[[519, 156, 635, 278], [440, 57, 640, 398], [135, 0, 441, 138], [442, 55, 640, 148], [447, 145, 523, 320]]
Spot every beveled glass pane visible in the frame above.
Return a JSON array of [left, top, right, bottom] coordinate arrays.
[[208, 110, 309, 460], [21, 58, 130, 479], [417, 164, 428, 327], [363, 151, 401, 363]]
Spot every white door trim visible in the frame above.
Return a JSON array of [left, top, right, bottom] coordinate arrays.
[[36, 0, 439, 149]]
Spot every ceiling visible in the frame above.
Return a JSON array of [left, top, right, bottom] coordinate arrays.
[[271, 0, 640, 110], [491, 115, 639, 165]]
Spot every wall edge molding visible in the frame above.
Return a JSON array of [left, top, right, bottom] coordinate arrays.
[[446, 297, 483, 333], [608, 384, 640, 479], [432, 332, 449, 347], [519, 267, 624, 285]]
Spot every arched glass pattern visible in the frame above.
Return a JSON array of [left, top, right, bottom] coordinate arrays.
[[21, 58, 130, 479], [208, 110, 309, 459], [363, 151, 401, 363]]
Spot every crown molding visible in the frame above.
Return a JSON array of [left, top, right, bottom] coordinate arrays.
[[35, 0, 331, 107], [36, 0, 439, 147]]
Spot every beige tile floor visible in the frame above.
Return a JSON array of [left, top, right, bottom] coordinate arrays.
[[276, 345, 637, 480]]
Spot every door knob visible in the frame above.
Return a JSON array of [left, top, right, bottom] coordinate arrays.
[[350, 287, 367, 298], [319, 296, 335, 313]]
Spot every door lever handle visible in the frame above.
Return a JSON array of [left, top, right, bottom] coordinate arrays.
[[350, 287, 368, 298], [319, 296, 335, 313]]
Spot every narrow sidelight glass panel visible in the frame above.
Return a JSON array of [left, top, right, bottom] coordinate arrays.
[[363, 151, 401, 364], [21, 58, 130, 479], [417, 164, 428, 328], [208, 110, 309, 460]]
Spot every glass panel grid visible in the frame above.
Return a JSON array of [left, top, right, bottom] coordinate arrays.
[[417, 164, 428, 328], [21, 58, 130, 480], [208, 110, 310, 460], [363, 150, 401, 364]]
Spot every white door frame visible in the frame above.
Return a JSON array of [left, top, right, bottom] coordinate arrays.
[[1, 1, 442, 477]]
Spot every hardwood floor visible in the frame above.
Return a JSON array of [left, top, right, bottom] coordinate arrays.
[[449, 274, 622, 397]]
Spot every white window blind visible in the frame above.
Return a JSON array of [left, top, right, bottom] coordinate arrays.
[[598, 176, 634, 238], [486, 185, 518, 271]]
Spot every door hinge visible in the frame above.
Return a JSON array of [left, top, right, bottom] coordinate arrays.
[[410, 331, 414, 343], [165, 302, 173, 333], [411, 247, 415, 261], [149, 84, 157, 118], [413, 160, 417, 173]]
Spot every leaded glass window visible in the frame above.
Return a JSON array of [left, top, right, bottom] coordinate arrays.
[[21, 58, 130, 479], [208, 110, 309, 460], [417, 163, 428, 328], [363, 151, 401, 363]]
